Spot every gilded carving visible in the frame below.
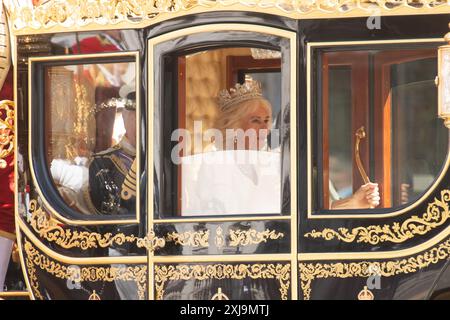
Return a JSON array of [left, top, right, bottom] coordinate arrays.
[[211, 287, 229, 300], [299, 237, 450, 300], [28, 200, 283, 251], [229, 228, 284, 247], [7, 1, 450, 32], [136, 229, 166, 253], [304, 189, 450, 245], [165, 230, 209, 248], [23, 239, 147, 300], [24, 248, 43, 300], [357, 286, 374, 300], [28, 199, 138, 250], [154, 263, 291, 300], [0, 100, 14, 169], [27, 199, 215, 251]]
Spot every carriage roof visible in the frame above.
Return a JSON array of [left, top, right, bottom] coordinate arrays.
[[4, 0, 450, 35]]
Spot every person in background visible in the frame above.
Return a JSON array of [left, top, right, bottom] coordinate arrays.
[[84, 85, 137, 216]]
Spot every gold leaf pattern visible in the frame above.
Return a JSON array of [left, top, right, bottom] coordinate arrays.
[[304, 189, 450, 245], [165, 230, 209, 248], [299, 237, 450, 300], [7, 1, 450, 32], [27, 199, 138, 250], [27, 200, 214, 251], [229, 228, 284, 247], [0, 100, 14, 169], [154, 263, 291, 300], [23, 239, 147, 300]]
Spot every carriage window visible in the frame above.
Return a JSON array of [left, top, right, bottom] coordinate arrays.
[[164, 46, 287, 217], [44, 59, 138, 217], [316, 45, 449, 211]]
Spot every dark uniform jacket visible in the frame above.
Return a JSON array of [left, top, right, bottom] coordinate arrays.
[[85, 136, 136, 216]]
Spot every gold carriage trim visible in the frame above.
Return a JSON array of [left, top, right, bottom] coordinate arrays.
[[5, 0, 450, 34], [154, 263, 291, 300], [304, 189, 450, 245], [136, 229, 166, 252], [229, 228, 285, 247], [28, 199, 206, 251], [23, 238, 147, 300], [28, 199, 138, 250], [299, 236, 450, 300], [165, 230, 210, 248], [0, 100, 14, 169]]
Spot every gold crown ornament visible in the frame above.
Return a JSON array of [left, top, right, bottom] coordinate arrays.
[[357, 286, 375, 300], [217, 80, 263, 111]]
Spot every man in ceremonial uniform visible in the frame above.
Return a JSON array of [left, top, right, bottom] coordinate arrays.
[[84, 86, 137, 217]]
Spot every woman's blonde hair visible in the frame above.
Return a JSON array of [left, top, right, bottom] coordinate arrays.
[[214, 97, 272, 147]]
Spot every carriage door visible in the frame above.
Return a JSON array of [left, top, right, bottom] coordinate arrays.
[[147, 24, 297, 300]]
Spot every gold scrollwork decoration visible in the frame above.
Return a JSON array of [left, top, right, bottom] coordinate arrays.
[[304, 189, 450, 245], [27, 199, 211, 251], [136, 229, 166, 253], [6, 1, 450, 32], [299, 236, 450, 300], [211, 287, 229, 300], [27, 199, 138, 250], [165, 230, 209, 248], [229, 228, 284, 247], [215, 226, 225, 249], [23, 239, 147, 300], [154, 263, 291, 300], [0, 100, 14, 169]]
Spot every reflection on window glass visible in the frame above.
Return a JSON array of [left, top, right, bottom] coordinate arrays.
[[172, 47, 284, 216], [391, 58, 447, 205], [328, 67, 353, 201], [45, 61, 137, 217], [319, 46, 448, 211]]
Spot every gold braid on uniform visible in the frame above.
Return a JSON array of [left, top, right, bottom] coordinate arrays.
[[121, 158, 137, 200]]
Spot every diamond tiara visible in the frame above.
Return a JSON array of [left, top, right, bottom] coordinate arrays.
[[217, 80, 262, 111]]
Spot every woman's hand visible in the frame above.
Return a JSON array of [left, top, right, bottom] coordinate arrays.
[[331, 182, 380, 209], [351, 183, 380, 208]]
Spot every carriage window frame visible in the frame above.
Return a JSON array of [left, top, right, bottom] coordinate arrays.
[[148, 24, 297, 222], [307, 39, 450, 219], [28, 51, 141, 225]]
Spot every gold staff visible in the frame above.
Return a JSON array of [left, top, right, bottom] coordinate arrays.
[[355, 126, 373, 209]]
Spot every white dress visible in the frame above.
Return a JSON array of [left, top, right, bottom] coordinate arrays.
[[181, 149, 281, 216]]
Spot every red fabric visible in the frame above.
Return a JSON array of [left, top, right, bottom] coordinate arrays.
[[0, 70, 14, 236], [0, 70, 13, 101], [0, 154, 14, 236], [71, 36, 120, 54]]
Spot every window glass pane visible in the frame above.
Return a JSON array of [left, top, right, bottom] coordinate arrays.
[[45, 60, 137, 216], [170, 47, 285, 216], [391, 58, 447, 206], [317, 46, 448, 211], [328, 67, 353, 202]]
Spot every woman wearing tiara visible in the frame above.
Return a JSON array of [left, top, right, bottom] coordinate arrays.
[[181, 80, 380, 216]]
